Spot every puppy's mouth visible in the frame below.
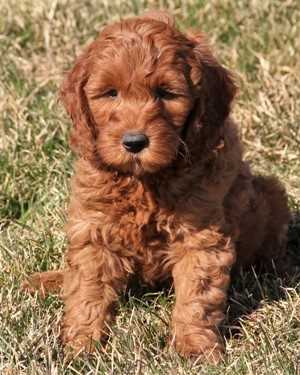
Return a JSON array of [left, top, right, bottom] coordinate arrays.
[[124, 155, 146, 176], [117, 150, 161, 176]]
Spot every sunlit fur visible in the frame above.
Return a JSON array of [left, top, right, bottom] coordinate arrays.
[[24, 11, 290, 363]]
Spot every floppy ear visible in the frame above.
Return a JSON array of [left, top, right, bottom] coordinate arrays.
[[141, 10, 175, 27], [188, 33, 237, 129], [60, 45, 97, 160]]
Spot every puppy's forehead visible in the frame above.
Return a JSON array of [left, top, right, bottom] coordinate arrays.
[[94, 18, 193, 70]]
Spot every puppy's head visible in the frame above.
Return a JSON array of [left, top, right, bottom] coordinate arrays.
[[60, 11, 236, 175]]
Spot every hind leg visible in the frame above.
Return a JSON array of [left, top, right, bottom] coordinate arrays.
[[22, 270, 64, 297], [252, 176, 290, 268], [236, 175, 290, 269]]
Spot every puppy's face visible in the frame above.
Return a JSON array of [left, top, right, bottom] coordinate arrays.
[[61, 13, 236, 175], [85, 21, 197, 175]]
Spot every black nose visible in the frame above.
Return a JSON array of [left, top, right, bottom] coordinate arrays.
[[122, 133, 149, 153]]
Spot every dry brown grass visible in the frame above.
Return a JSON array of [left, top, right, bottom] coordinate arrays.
[[0, 1, 299, 373]]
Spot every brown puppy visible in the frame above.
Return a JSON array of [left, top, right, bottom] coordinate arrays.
[[24, 11, 290, 362]]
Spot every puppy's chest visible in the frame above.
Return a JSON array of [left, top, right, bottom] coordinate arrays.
[[112, 199, 171, 252], [105, 187, 179, 255]]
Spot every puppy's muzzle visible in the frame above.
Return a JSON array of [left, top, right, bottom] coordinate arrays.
[[122, 133, 149, 153]]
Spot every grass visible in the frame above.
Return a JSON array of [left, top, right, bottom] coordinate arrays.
[[0, 0, 299, 373]]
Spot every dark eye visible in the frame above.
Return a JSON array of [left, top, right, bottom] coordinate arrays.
[[103, 89, 118, 98], [155, 87, 177, 101]]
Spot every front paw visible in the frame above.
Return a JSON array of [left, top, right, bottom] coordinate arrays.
[[63, 334, 96, 356], [172, 324, 224, 364], [62, 323, 107, 356]]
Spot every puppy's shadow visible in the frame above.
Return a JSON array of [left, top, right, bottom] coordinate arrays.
[[225, 211, 300, 337]]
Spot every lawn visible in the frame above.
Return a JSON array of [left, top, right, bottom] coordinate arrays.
[[0, 0, 300, 373]]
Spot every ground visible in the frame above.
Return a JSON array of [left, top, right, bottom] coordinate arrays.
[[0, 0, 299, 374]]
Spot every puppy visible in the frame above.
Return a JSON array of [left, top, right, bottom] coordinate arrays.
[[24, 11, 290, 362]]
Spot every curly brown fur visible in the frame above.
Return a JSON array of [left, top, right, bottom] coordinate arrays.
[[23, 11, 290, 362]]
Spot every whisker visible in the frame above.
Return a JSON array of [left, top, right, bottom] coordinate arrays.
[[178, 138, 191, 164]]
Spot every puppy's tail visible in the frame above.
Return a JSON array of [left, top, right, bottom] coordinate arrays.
[[22, 270, 64, 298]]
